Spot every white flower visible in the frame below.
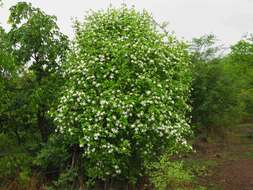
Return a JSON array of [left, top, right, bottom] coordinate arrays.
[[94, 133, 100, 140], [100, 100, 107, 105], [115, 169, 121, 174]]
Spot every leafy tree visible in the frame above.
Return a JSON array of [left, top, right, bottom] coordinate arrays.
[[8, 2, 69, 142], [1, 26, 35, 142], [0, 26, 17, 136], [190, 34, 223, 63], [51, 7, 192, 187], [229, 35, 253, 117], [190, 35, 246, 130], [0, 26, 33, 187], [230, 34, 253, 65], [1, 3, 68, 187]]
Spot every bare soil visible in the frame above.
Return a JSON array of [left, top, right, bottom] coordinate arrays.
[[195, 123, 253, 190]]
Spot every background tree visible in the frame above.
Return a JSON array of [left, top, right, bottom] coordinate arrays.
[[229, 35, 253, 118], [190, 34, 223, 63], [230, 34, 253, 65], [0, 25, 33, 187], [0, 26, 17, 136], [8, 2, 69, 142], [1, 2, 68, 187], [190, 35, 245, 132]]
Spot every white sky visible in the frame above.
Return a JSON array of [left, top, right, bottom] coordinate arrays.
[[1, 0, 253, 46]]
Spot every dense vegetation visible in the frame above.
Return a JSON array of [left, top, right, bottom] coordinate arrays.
[[191, 35, 253, 130], [0, 2, 252, 190]]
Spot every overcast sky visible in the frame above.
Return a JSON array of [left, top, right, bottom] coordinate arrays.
[[1, 0, 253, 46]]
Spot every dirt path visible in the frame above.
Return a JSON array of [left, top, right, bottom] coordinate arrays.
[[212, 159, 253, 190], [195, 123, 253, 190]]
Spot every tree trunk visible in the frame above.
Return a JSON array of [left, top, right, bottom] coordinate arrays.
[[71, 145, 86, 190], [79, 173, 85, 190]]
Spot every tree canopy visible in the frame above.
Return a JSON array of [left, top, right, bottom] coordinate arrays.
[[52, 7, 192, 183]]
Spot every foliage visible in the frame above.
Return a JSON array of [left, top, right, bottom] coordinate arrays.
[[190, 35, 247, 129], [190, 34, 223, 63], [0, 26, 16, 77], [52, 6, 192, 183], [191, 61, 245, 128], [51, 168, 78, 190], [1, 1, 253, 189], [230, 34, 253, 65], [7, 1, 69, 142], [0, 2, 68, 188], [148, 154, 194, 190], [35, 135, 70, 171], [0, 27, 17, 134], [229, 36, 253, 117], [0, 133, 33, 187], [8, 2, 68, 72]]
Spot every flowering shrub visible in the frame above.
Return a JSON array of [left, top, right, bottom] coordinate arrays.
[[51, 7, 192, 182]]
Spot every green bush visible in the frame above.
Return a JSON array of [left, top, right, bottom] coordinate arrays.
[[35, 135, 70, 171], [148, 156, 193, 190], [51, 6, 192, 184], [0, 133, 33, 187]]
